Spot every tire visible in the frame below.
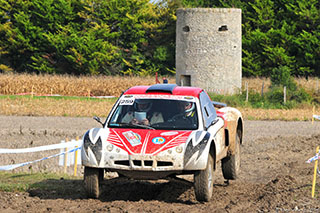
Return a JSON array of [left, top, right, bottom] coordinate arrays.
[[194, 154, 214, 202], [99, 168, 104, 182], [222, 130, 241, 180], [84, 167, 101, 198]]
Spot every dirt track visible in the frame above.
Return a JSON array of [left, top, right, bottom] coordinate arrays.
[[1, 116, 320, 212]]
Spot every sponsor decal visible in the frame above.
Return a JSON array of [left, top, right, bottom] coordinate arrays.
[[134, 94, 190, 100], [122, 131, 142, 146], [160, 131, 179, 136], [184, 96, 194, 100], [152, 137, 166, 144], [119, 97, 135, 105]]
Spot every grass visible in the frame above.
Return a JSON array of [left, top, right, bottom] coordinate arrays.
[[0, 171, 80, 192]]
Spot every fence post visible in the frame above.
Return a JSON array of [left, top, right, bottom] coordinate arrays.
[[245, 82, 248, 102], [312, 106, 315, 125], [74, 136, 79, 176], [31, 85, 34, 98], [312, 146, 319, 198], [261, 82, 264, 97], [64, 138, 69, 173]]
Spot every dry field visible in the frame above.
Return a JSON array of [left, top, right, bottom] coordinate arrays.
[[1, 73, 319, 97], [0, 73, 174, 97], [0, 97, 318, 121], [1, 73, 320, 120]]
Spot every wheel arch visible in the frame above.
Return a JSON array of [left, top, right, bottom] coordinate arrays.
[[237, 117, 243, 144], [209, 140, 216, 170]]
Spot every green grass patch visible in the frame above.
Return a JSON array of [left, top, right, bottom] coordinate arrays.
[[208, 86, 313, 110], [0, 171, 81, 192]]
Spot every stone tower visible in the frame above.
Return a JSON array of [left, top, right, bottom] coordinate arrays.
[[176, 8, 242, 94]]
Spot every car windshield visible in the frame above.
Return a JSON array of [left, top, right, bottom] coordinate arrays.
[[108, 97, 198, 130]]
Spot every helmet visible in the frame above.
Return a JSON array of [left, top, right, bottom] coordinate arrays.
[[134, 99, 152, 112], [179, 101, 195, 113], [184, 102, 195, 113]]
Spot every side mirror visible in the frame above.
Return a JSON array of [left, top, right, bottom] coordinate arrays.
[[93, 116, 104, 126]]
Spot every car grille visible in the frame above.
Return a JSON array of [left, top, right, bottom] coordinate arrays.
[[114, 160, 173, 168]]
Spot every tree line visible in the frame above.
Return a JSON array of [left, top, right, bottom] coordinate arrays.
[[0, 0, 319, 78]]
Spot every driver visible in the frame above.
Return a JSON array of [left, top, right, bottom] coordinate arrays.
[[121, 99, 163, 126], [174, 101, 196, 124]]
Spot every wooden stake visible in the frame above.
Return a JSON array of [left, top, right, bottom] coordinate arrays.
[[245, 82, 248, 102], [31, 85, 34, 98], [74, 137, 79, 176], [312, 106, 315, 125], [312, 146, 319, 198], [64, 138, 69, 174]]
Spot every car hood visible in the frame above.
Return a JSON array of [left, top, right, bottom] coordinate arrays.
[[107, 128, 192, 155]]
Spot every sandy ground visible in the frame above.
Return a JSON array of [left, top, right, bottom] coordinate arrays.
[[1, 116, 320, 212]]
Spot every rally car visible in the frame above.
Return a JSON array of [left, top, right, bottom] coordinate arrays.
[[81, 84, 243, 202]]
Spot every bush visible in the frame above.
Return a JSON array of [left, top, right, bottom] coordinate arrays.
[[270, 66, 297, 90]]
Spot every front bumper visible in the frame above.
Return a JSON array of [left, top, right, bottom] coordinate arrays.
[[81, 142, 185, 172], [81, 127, 212, 173]]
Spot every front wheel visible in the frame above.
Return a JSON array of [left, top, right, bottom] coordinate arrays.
[[194, 154, 214, 202], [84, 167, 103, 198], [222, 130, 241, 180]]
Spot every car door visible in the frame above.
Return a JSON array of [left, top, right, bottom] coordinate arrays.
[[199, 91, 225, 157]]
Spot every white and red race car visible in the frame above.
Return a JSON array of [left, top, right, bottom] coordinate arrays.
[[81, 84, 243, 202]]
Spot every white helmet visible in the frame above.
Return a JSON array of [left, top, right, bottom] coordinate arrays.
[[134, 99, 152, 112], [179, 101, 195, 113]]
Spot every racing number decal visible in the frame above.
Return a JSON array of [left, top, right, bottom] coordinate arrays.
[[119, 97, 135, 105]]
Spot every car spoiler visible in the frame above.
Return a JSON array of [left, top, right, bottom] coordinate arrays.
[[212, 101, 227, 108]]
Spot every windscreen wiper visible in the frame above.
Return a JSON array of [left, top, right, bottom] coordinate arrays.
[[109, 122, 155, 130]]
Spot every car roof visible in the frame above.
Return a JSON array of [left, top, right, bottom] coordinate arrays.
[[123, 84, 203, 97]]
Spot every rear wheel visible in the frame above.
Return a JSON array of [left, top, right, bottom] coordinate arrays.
[[222, 130, 241, 180], [84, 167, 103, 198], [194, 154, 214, 202]]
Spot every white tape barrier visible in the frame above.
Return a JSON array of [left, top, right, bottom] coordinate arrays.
[[0, 140, 83, 171], [313, 115, 320, 120], [58, 140, 82, 166], [306, 151, 320, 164], [0, 140, 82, 154], [0, 147, 81, 171]]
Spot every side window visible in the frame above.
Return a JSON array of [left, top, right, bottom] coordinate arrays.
[[199, 91, 217, 129]]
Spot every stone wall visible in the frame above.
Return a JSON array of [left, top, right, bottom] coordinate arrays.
[[176, 8, 242, 94]]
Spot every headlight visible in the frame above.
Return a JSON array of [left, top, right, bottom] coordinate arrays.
[[176, 145, 183, 153], [107, 144, 114, 152]]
